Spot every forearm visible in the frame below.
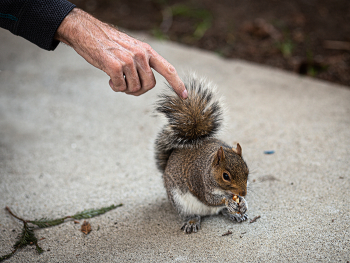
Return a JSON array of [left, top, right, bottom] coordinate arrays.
[[54, 7, 116, 70], [55, 8, 102, 49]]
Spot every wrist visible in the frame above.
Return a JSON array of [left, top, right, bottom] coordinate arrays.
[[54, 8, 91, 46]]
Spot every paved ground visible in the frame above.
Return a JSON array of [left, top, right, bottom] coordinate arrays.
[[0, 29, 349, 262]]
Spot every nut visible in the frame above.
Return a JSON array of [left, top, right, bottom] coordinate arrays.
[[233, 195, 240, 204]]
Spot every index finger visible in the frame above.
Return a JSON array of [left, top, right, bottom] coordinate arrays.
[[148, 49, 188, 99]]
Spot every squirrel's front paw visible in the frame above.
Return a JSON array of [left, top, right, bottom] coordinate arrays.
[[225, 196, 248, 215], [221, 208, 248, 223], [181, 215, 201, 234], [238, 197, 248, 215], [232, 213, 248, 222], [223, 196, 248, 223]]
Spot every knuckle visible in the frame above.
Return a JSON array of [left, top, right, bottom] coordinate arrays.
[[111, 79, 126, 92], [107, 62, 123, 75], [130, 83, 141, 93], [118, 85, 127, 92], [167, 64, 176, 75], [144, 77, 156, 91], [142, 43, 152, 52], [110, 84, 119, 92], [112, 84, 126, 92], [122, 56, 134, 68], [134, 48, 147, 60]]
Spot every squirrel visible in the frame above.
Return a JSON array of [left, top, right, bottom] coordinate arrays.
[[154, 74, 249, 234]]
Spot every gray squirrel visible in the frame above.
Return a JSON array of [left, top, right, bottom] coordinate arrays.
[[154, 74, 249, 234]]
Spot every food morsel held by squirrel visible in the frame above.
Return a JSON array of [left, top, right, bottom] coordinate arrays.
[[154, 74, 249, 234]]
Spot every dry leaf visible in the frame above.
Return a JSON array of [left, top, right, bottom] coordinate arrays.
[[81, 220, 91, 235]]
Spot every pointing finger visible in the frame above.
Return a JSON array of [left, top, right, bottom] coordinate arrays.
[[148, 49, 187, 99]]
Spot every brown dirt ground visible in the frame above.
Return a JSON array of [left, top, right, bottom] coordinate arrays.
[[70, 0, 350, 87]]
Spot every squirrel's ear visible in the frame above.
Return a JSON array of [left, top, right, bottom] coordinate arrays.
[[215, 146, 225, 165], [232, 143, 242, 157]]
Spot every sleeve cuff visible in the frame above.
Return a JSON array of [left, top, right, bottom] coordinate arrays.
[[14, 0, 76, 50]]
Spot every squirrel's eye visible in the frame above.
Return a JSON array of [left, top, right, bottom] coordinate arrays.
[[223, 173, 230, 181]]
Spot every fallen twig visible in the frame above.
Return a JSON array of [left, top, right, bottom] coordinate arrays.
[[221, 230, 233, 236], [249, 215, 261, 223], [0, 204, 123, 262]]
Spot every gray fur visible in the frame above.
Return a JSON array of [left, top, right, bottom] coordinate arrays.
[[154, 74, 249, 233]]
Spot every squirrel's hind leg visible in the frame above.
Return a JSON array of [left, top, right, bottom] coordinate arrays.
[[181, 215, 201, 234]]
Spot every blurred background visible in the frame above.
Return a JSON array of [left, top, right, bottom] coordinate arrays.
[[70, 0, 350, 87]]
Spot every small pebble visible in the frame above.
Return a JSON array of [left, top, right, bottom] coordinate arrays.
[[264, 150, 275, 154]]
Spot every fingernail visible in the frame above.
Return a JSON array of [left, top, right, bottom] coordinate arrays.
[[181, 89, 188, 99]]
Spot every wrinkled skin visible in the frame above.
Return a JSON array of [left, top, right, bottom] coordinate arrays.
[[55, 8, 187, 98]]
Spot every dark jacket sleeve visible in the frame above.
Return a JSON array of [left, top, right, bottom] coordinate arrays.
[[0, 0, 76, 50]]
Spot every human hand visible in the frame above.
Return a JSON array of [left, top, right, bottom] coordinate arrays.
[[55, 8, 187, 99]]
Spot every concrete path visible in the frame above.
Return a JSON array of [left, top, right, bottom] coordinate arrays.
[[0, 29, 349, 262]]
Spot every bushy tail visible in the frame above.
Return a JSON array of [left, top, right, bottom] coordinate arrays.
[[154, 74, 223, 172]]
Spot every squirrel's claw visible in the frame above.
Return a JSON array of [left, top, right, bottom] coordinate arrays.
[[221, 208, 248, 223], [181, 215, 201, 234], [235, 213, 248, 222]]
